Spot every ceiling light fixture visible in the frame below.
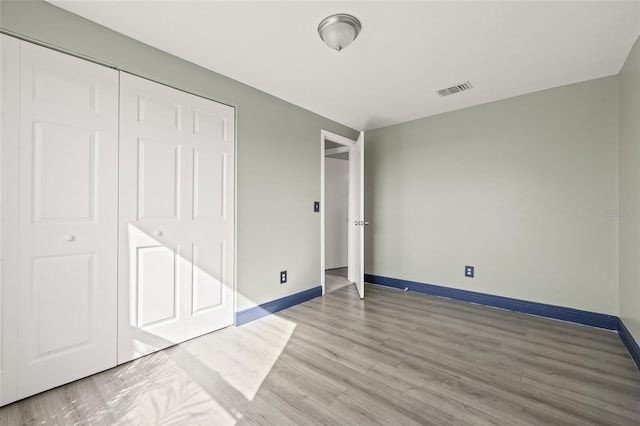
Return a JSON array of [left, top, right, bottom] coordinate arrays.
[[318, 14, 362, 52]]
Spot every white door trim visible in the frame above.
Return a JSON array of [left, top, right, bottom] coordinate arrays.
[[320, 130, 356, 295]]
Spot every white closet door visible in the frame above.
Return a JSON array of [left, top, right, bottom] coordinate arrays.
[[17, 42, 119, 398], [118, 73, 234, 363], [118, 74, 189, 362], [0, 34, 20, 407], [185, 94, 234, 339]]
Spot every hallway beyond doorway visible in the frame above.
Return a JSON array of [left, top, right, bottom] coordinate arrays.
[[325, 267, 350, 293]]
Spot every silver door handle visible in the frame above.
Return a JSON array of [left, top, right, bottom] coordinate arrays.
[[364, 222, 369, 225]]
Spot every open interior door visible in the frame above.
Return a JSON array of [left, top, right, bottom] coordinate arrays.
[[349, 131, 365, 298]]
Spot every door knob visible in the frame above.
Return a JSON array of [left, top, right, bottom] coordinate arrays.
[[63, 234, 75, 242], [364, 222, 369, 226], [153, 230, 163, 237]]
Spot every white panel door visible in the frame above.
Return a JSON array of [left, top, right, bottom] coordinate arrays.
[[185, 95, 234, 339], [349, 131, 365, 298], [119, 74, 188, 362], [119, 73, 234, 363], [17, 42, 119, 399], [0, 34, 20, 407]]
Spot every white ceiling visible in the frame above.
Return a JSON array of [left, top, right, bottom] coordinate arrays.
[[48, 1, 640, 131]]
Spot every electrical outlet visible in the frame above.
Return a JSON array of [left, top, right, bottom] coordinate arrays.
[[280, 270, 287, 284], [465, 265, 474, 278]]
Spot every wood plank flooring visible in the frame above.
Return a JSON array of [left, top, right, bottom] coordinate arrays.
[[325, 267, 351, 293], [1, 276, 639, 425]]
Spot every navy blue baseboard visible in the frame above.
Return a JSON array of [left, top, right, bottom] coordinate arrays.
[[235, 286, 322, 326], [618, 319, 640, 369], [364, 274, 619, 330]]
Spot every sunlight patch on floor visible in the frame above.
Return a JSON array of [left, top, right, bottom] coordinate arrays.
[[181, 314, 297, 401]]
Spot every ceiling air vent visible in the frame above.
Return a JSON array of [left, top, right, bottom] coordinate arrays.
[[436, 81, 473, 97]]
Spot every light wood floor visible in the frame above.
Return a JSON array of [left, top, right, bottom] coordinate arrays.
[[1, 282, 639, 425], [325, 267, 350, 293]]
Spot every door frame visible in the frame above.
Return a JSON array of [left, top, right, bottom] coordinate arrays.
[[320, 130, 357, 295]]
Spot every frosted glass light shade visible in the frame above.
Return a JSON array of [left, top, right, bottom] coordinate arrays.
[[318, 14, 362, 52]]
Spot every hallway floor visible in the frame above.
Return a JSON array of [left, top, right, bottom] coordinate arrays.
[[325, 267, 351, 293]]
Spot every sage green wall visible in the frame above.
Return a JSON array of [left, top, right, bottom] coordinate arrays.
[[619, 35, 640, 343], [365, 77, 619, 315], [0, 0, 358, 311]]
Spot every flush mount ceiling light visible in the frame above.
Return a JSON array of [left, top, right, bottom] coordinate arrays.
[[318, 14, 362, 52]]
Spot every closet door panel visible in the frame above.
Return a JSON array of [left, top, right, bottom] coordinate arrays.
[[31, 253, 95, 354], [32, 122, 97, 222], [0, 34, 20, 407], [191, 241, 224, 312], [118, 73, 189, 363], [185, 96, 234, 339], [119, 74, 235, 360], [192, 146, 224, 219], [137, 246, 179, 327], [17, 42, 118, 399], [137, 138, 181, 221]]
